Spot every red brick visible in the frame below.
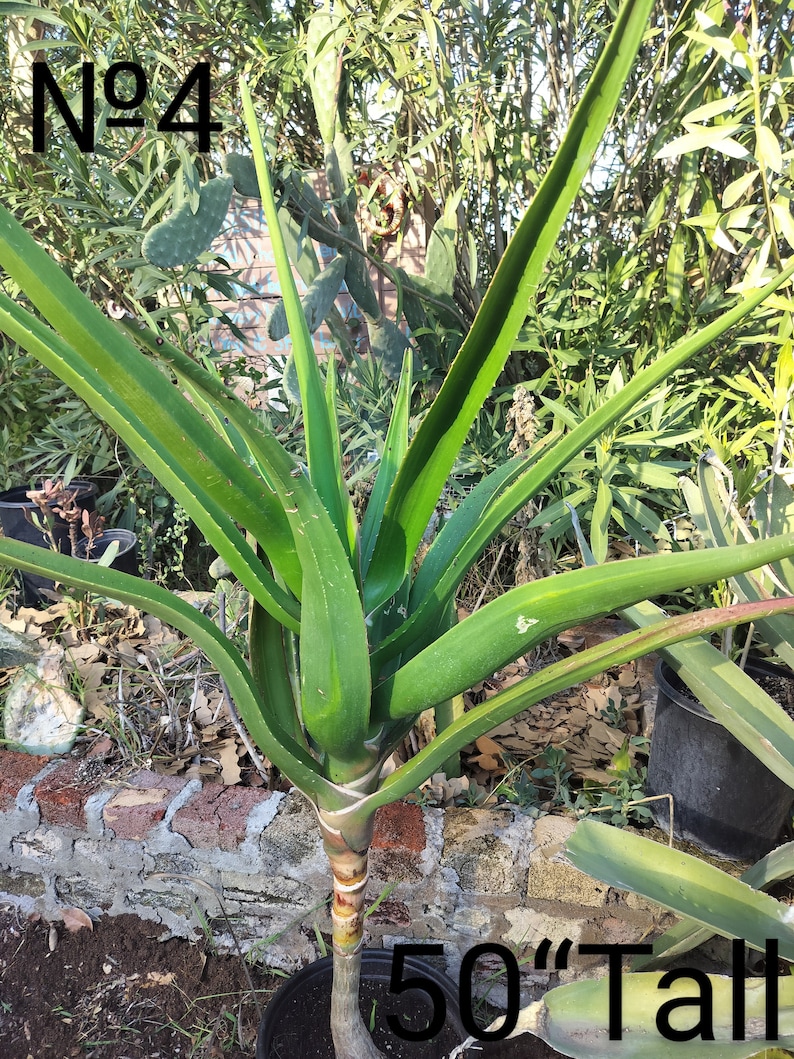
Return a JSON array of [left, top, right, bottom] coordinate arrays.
[[372, 801, 425, 853], [171, 785, 271, 851], [34, 759, 100, 828], [0, 750, 49, 812], [103, 771, 188, 840]]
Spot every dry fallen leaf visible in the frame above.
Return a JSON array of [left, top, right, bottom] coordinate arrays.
[[61, 907, 93, 933], [218, 739, 242, 785]]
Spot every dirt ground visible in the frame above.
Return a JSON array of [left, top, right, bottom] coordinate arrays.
[[0, 908, 282, 1058], [0, 909, 561, 1059]]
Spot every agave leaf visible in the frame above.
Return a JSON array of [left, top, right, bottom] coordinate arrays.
[[359, 348, 413, 575], [632, 841, 794, 969]]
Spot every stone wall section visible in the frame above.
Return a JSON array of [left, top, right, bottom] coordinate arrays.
[[0, 751, 669, 1001]]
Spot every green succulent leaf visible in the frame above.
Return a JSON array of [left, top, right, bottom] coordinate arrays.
[[375, 536, 794, 721], [0, 254, 301, 630], [363, 0, 656, 614], [0, 539, 333, 802], [356, 595, 794, 817], [241, 78, 356, 558], [142, 175, 233, 268], [566, 819, 794, 961]]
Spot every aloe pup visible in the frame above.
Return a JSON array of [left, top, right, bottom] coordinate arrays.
[[3, 1, 794, 1055]]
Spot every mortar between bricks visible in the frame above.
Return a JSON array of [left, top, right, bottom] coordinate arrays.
[[0, 749, 672, 992]]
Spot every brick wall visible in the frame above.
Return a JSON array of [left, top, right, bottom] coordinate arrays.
[[0, 750, 669, 1001]]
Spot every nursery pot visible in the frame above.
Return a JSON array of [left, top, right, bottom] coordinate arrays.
[[256, 949, 466, 1059], [74, 529, 138, 576], [0, 481, 97, 603], [646, 658, 794, 861]]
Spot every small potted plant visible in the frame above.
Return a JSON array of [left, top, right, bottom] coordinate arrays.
[[73, 512, 138, 576], [2, 3, 794, 1054], [0, 476, 97, 602]]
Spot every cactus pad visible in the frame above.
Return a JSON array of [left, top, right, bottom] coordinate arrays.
[[142, 175, 234, 269], [268, 255, 346, 341], [222, 153, 261, 199]]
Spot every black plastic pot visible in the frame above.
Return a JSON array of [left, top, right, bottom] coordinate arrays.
[[646, 658, 794, 860], [0, 481, 98, 603], [74, 529, 138, 576], [256, 949, 466, 1059]]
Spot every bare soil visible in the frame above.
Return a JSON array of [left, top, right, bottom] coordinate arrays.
[[0, 910, 562, 1059], [0, 908, 281, 1058]]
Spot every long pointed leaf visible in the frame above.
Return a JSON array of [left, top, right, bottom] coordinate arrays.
[[0, 539, 342, 803], [0, 287, 300, 630], [374, 537, 794, 721], [359, 348, 413, 575], [350, 597, 794, 818], [240, 78, 356, 558], [502, 973, 794, 1058], [363, 0, 656, 613], [566, 820, 794, 960], [633, 841, 794, 969], [382, 262, 794, 667]]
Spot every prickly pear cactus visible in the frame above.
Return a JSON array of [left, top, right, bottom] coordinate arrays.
[[142, 175, 234, 269], [306, 3, 346, 145], [365, 312, 414, 381], [268, 255, 347, 341], [222, 153, 261, 199]]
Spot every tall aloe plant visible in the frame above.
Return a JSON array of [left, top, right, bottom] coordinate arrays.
[[3, 2, 794, 1055]]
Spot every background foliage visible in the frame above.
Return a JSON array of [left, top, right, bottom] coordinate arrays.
[[1, 0, 793, 584]]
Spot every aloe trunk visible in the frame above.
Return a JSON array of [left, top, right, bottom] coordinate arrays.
[[319, 816, 385, 1058]]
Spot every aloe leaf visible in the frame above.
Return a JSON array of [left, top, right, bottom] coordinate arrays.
[[363, 0, 656, 613], [359, 348, 413, 575], [566, 820, 794, 960], [358, 597, 794, 815], [249, 599, 306, 753], [382, 262, 794, 669], [240, 78, 356, 558], [372, 442, 559, 671], [0, 539, 344, 804], [0, 286, 301, 630], [374, 537, 794, 721], [633, 841, 794, 969], [506, 973, 794, 1058]]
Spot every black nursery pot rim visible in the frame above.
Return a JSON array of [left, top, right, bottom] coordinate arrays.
[[256, 948, 466, 1059], [0, 480, 97, 508], [74, 528, 136, 560], [654, 655, 792, 722]]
